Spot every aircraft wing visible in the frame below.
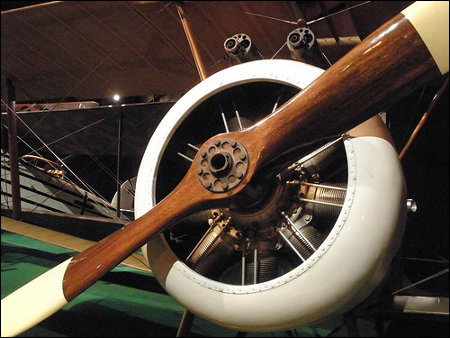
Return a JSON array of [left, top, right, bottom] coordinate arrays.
[[1, 215, 151, 272]]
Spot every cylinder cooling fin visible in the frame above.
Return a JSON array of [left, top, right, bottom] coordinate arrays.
[[134, 59, 406, 331]]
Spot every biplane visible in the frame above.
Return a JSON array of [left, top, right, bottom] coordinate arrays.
[[1, 1, 448, 337]]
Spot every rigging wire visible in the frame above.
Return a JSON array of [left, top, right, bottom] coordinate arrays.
[[126, 1, 197, 72], [1, 100, 126, 222], [27, 117, 107, 155], [1, 122, 71, 213], [238, 10, 297, 25], [2, 117, 124, 204], [193, 1, 298, 25], [20, 109, 126, 188], [391, 268, 449, 296], [271, 42, 287, 60], [17, 1, 173, 137], [306, 1, 371, 26], [195, 1, 371, 27], [269, 1, 371, 61], [82, 144, 125, 187], [355, 267, 449, 312]]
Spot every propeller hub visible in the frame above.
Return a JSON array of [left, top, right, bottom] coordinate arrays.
[[197, 138, 248, 192]]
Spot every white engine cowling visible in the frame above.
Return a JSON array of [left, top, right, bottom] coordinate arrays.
[[135, 59, 406, 331]]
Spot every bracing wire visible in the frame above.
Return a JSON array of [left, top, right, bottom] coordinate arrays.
[[1, 100, 128, 222], [17, 1, 173, 138]]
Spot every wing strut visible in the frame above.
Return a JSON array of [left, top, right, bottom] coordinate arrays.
[[176, 3, 208, 81]]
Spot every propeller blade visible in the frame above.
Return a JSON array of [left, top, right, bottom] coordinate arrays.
[[1, 170, 229, 336], [2, 1, 448, 336], [231, 1, 448, 172]]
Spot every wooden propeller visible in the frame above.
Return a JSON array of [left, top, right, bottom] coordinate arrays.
[[2, 2, 448, 336]]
